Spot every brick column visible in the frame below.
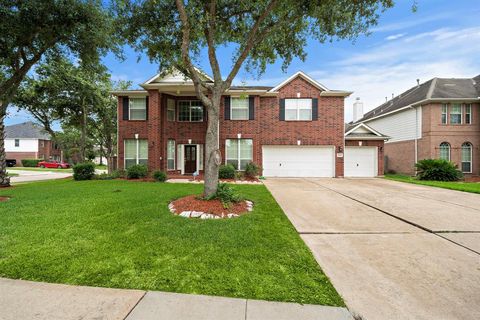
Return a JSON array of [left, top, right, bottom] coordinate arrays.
[[148, 90, 162, 170]]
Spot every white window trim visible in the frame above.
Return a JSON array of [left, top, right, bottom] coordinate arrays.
[[225, 139, 253, 170], [461, 142, 473, 173], [465, 104, 472, 124], [177, 100, 204, 122], [124, 139, 148, 168], [439, 142, 451, 161], [285, 98, 312, 121], [129, 97, 147, 121], [441, 104, 448, 124], [449, 104, 462, 125], [167, 139, 176, 170], [230, 96, 249, 120]]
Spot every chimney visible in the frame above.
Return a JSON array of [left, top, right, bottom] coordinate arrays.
[[353, 97, 364, 122]]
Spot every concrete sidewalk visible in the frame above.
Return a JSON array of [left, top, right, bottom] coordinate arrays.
[[0, 278, 352, 320]]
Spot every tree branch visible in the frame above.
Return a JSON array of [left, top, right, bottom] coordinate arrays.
[[175, 0, 213, 108], [222, 0, 279, 90], [205, 0, 222, 85]]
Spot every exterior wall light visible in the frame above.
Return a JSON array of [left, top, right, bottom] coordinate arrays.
[[237, 133, 242, 139], [188, 139, 192, 144], [338, 146, 343, 152], [297, 140, 301, 145], [134, 133, 139, 140]]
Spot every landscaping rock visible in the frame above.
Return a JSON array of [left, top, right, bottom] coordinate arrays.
[[190, 211, 203, 218], [180, 211, 191, 218]]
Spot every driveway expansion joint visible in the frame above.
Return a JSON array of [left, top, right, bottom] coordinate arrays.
[[123, 290, 147, 320]]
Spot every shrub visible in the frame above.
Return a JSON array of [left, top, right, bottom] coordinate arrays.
[[92, 173, 115, 180], [21, 159, 42, 167], [73, 162, 95, 181], [111, 169, 126, 179], [152, 170, 167, 182], [219, 164, 235, 179], [126, 164, 148, 179], [415, 159, 463, 181], [206, 183, 243, 208], [245, 162, 260, 178]]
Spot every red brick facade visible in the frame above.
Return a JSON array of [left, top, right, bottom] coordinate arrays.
[[117, 75, 347, 177]]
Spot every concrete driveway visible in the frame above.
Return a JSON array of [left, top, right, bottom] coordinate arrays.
[[264, 178, 480, 320], [8, 170, 72, 184]]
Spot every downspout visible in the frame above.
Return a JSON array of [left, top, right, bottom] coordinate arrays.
[[410, 105, 419, 174]]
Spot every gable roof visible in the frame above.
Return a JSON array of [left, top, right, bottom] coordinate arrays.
[[360, 75, 480, 122], [269, 71, 329, 92], [143, 67, 214, 86], [5, 122, 50, 140], [344, 122, 390, 140]]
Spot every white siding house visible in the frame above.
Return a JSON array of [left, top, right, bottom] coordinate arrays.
[[364, 106, 422, 143]]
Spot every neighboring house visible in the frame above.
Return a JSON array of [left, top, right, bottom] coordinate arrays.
[[113, 70, 388, 178], [5, 122, 61, 164], [356, 75, 480, 176]]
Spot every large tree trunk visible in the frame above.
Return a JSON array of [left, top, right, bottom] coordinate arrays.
[[80, 100, 87, 161], [0, 111, 11, 187], [203, 98, 221, 197]]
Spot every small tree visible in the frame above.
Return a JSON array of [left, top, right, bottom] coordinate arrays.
[[0, 0, 120, 187], [119, 0, 395, 196]]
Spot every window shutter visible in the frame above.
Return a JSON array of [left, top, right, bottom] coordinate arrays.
[[224, 96, 230, 120], [145, 96, 149, 120], [123, 97, 129, 120], [279, 98, 285, 121], [249, 96, 255, 120], [312, 98, 318, 120]]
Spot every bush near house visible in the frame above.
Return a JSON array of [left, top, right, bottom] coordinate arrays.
[[245, 162, 260, 178], [415, 159, 463, 181], [73, 162, 96, 181], [126, 165, 148, 179], [219, 164, 235, 179], [21, 159, 42, 167], [152, 170, 167, 182]]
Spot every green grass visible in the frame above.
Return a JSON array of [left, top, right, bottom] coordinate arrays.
[[95, 164, 108, 170], [8, 167, 73, 173], [385, 174, 480, 194], [6, 172, 19, 177], [0, 179, 342, 306]]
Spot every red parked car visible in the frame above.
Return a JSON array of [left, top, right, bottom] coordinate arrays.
[[37, 160, 70, 169]]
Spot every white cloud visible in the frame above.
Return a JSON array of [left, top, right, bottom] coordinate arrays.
[[370, 12, 450, 33], [385, 33, 406, 41]]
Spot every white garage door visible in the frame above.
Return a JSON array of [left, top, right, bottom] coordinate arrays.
[[344, 147, 377, 177], [262, 146, 335, 177]]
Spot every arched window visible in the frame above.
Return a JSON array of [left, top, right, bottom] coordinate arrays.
[[461, 142, 472, 173], [439, 142, 450, 161]]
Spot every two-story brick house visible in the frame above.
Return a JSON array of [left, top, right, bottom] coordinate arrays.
[[357, 75, 480, 176], [5, 122, 62, 165], [114, 70, 387, 177]]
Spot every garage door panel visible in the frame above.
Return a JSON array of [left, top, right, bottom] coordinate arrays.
[[344, 147, 377, 177], [262, 146, 334, 177]]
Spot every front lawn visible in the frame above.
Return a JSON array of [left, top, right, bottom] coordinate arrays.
[[0, 179, 342, 306], [385, 174, 480, 194]]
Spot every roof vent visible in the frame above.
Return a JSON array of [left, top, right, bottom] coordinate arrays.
[[416, 79, 420, 87], [353, 97, 364, 122]]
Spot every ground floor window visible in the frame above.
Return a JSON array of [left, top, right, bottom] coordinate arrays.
[[226, 139, 253, 170], [439, 142, 450, 161], [461, 142, 472, 173], [125, 139, 148, 168], [167, 140, 175, 170]]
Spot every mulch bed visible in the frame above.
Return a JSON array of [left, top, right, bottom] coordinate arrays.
[[0, 196, 10, 202], [171, 195, 248, 216]]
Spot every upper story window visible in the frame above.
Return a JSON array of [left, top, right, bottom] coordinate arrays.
[[129, 98, 147, 120], [441, 104, 448, 124], [14, 139, 20, 147], [465, 104, 472, 124], [230, 97, 249, 120], [167, 99, 175, 121], [178, 100, 203, 122], [285, 98, 312, 121], [439, 142, 450, 161], [449, 104, 462, 124]]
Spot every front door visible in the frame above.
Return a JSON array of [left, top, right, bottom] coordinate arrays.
[[184, 145, 197, 174]]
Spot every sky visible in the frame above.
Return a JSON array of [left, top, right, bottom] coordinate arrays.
[[6, 0, 480, 125]]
